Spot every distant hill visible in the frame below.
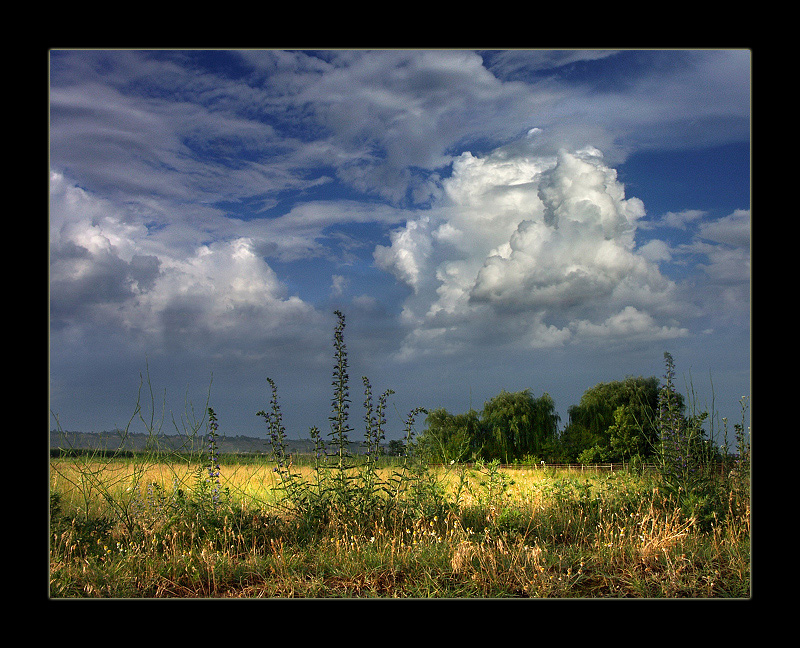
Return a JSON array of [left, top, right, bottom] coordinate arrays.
[[50, 430, 380, 456]]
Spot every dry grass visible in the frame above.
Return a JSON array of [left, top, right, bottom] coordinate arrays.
[[49, 458, 750, 598]]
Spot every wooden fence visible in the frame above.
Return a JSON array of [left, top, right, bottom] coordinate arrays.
[[429, 462, 658, 473]]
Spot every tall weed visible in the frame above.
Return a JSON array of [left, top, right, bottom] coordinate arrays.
[[656, 352, 751, 530], [257, 310, 430, 533]]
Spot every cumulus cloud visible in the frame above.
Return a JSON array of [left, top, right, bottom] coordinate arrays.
[[637, 239, 673, 263], [373, 216, 434, 291], [470, 147, 649, 310], [143, 238, 316, 344], [50, 171, 321, 358], [658, 209, 707, 230], [572, 306, 687, 341], [697, 208, 750, 248], [374, 140, 689, 358]]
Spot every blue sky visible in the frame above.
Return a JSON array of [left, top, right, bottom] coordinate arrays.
[[49, 49, 751, 443]]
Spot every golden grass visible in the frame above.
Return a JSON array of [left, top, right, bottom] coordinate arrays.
[[49, 457, 750, 598], [49, 458, 611, 510]]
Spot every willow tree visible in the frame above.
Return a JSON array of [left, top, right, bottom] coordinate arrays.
[[562, 376, 665, 462], [416, 408, 481, 463], [478, 389, 560, 463]]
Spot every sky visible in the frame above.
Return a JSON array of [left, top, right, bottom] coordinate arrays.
[[49, 49, 751, 444]]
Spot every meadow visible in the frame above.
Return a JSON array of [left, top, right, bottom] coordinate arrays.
[[49, 453, 750, 598], [49, 312, 750, 598]]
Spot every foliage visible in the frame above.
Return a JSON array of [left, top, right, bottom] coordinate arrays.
[[562, 376, 663, 463], [468, 458, 516, 515], [415, 408, 480, 464], [655, 352, 751, 531], [478, 390, 560, 463], [257, 310, 429, 532], [416, 389, 560, 464]]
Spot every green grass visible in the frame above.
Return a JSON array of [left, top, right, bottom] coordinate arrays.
[[49, 458, 750, 598]]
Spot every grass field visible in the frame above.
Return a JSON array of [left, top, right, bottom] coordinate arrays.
[[49, 455, 750, 598]]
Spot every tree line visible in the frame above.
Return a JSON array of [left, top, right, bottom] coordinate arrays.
[[414, 375, 692, 465]]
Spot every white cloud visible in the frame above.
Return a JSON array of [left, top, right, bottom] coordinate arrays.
[[572, 306, 688, 341], [373, 216, 434, 291], [637, 239, 673, 263], [470, 147, 648, 310], [50, 171, 321, 357], [50, 49, 750, 221], [698, 208, 750, 248], [689, 213, 751, 318], [374, 141, 688, 358], [330, 274, 347, 297], [482, 50, 621, 79], [659, 209, 707, 230], [697, 243, 750, 286]]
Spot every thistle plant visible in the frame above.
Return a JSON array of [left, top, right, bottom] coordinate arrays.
[[254, 310, 441, 532], [206, 407, 221, 508], [259, 378, 289, 472], [656, 352, 728, 529], [362, 376, 394, 492], [329, 310, 353, 472], [734, 396, 750, 469], [402, 407, 429, 460], [727, 395, 751, 505], [383, 405, 434, 520], [257, 378, 308, 512], [657, 352, 689, 491]]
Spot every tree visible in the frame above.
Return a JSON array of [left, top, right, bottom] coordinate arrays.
[[416, 389, 560, 463], [608, 403, 648, 461], [478, 390, 560, 463], [562, 376, 664, 463], [416, 408, 480, 463], [387, 439, 405, 456]]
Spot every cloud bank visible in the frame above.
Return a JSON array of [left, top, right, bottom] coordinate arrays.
[[50, 170, 326, 365], [374, 141, 690, 360], [51, 130, 745, 372]]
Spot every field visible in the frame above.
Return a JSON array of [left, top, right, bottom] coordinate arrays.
[[48, 454, 750, 598]]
